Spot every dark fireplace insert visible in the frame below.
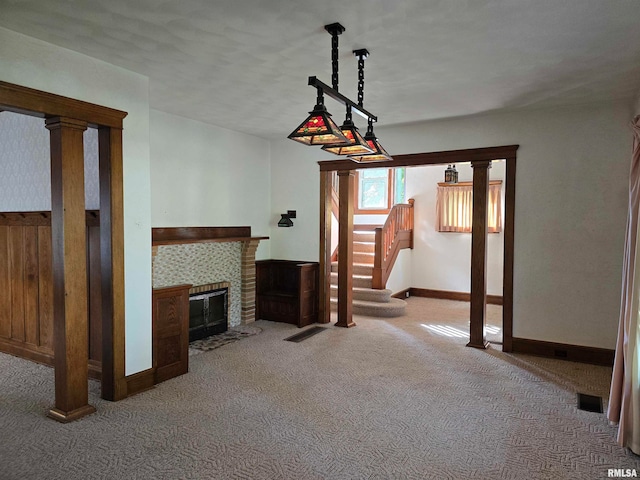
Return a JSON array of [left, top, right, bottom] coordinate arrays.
[[189, 288, 228, 342]]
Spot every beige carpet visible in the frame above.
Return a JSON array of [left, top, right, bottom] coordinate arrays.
[[0, 297, 636, 479]]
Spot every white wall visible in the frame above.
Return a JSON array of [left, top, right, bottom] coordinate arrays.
[[270, 100, 632, 349], [0, 27, 152, 375], [406, 162, 505, 296], [150, 110, 271, 259], [385, 248, 413, 294], [270, 144, 327, 261]]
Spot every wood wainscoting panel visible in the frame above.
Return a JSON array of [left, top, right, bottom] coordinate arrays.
[[37, 225, 54, 353], [9, 226, 26, 343], [0, 226, 11, 339], [0, 212, 101, 372], [23, 226, 40, 346]]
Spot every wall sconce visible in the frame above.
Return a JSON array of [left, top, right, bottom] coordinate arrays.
[[278, 210, 296, 227]]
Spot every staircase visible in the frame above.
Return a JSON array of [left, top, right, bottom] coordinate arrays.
[[330, 229, 407, 317]]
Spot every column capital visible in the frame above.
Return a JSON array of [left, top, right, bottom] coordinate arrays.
[[470, 160, 492, 169], [337, 170, 355, 177], [45, 116, 88, 131]]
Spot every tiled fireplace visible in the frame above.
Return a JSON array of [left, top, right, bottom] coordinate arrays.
[[151, 227, 266, 327]]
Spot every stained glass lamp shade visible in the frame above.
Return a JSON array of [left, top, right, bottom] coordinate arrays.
[[349, 121, 393, 162], [321, 111, 374, 156], [288, 101, 348, 146]]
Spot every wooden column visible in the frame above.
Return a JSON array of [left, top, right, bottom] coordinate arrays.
[[468, 160, 491, 349], [98, 126, 127, 401], [318, 171, 332, 324], [502, 156, 517, 352], [46, 117, 96, 422], [336, 171, 355, 328]]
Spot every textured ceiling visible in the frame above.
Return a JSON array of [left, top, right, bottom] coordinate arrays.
[[1, 0, 640, 138]]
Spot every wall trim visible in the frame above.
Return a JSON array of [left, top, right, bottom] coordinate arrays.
[[410, 287, 503, 306], [125, 368, 156, 397], [391, 288, 411, 299], [511, 337, 614, 366]]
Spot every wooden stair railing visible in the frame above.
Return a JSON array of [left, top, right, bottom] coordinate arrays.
[[372, 199, 414, 289], [329, 168, 414, 289]]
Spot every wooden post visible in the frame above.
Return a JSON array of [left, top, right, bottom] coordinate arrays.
[[336, 171, 355, 328], [502, 156, 516, 352], [46, 117, 96, 422], [318, 171, 332, 324], [372, 228, 383, 289], [468, 160, 491, 349], [98, 126, 127, 401]]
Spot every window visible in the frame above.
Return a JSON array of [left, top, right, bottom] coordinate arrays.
[[355, 167, 406, 214], [436, 181, 502, 233]]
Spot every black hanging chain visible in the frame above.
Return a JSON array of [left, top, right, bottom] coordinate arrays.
[[331, 31, 339, 91], [353, 49, 370, 108], [324, 23, 345, 92], [357, 54, 365, 107]]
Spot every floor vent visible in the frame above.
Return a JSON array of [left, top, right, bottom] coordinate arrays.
[[577, 393, 603, 413], [284, 326, 327, 343]]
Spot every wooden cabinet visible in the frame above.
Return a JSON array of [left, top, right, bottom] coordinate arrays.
[[152, 284, 191, 384], [256, 260, 319, 328]]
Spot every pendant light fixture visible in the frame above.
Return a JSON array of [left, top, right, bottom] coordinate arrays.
[[288, 87, 348, 145], [287, 23, 391, 162]]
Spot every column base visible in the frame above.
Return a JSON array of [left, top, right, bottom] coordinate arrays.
[[48, 404, 96, 423], [466, 340, 490, 349], [335, 321, 356, 328]]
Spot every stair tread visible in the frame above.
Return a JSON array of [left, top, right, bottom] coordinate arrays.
[[331, 262, 375, 268], [330, 272, 372, 279], [329, 297, 407, 317], [330, 286, 391, 293]]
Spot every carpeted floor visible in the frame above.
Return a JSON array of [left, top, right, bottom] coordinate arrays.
[[0, 297, 636, 479]]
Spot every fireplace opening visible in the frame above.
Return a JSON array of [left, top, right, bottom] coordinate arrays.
[[189, 288, 229, 342]]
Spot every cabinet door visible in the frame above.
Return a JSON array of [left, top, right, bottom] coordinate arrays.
[[153, 285, 190, 383], [298, 265, 319, 327], [258, 296, 298, 325]]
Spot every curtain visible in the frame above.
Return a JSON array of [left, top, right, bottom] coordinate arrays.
[[608, 116, 640, 454], [436, 182, 502, 233]]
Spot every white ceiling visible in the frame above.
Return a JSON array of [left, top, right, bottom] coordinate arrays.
[[1, 0, 640, 139]]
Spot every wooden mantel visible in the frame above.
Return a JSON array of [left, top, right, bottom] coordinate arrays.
[[152, 226, 268, 246]]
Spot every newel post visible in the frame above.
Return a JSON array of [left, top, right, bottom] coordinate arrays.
[[372, 228, 383, 289]]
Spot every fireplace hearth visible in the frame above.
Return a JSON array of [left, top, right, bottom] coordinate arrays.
[[189, 288, 228, 342]]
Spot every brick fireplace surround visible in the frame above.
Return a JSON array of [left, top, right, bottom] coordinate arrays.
[[151, 227, 267, 326]]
